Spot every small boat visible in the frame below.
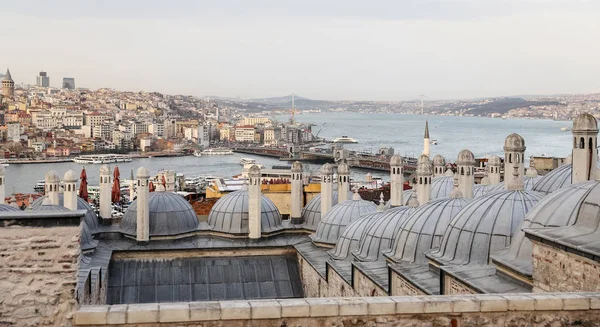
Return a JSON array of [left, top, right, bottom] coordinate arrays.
[[240, 158, 257, 166], [201, 148, 234, 155], [33, 180, 45, 193], [560, 127, 571, 132], [332, 136, 358, 144], [193, 151, 202, 157], [430, 140, 438, 145]]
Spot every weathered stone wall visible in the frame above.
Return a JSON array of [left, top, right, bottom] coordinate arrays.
[[326, 267, 355, 298], [0, 226, 79, 326], [297, 255, 326, 297], [390, 270, 427, 296], [263, 192, 292, 216], [444, 274, 479, 295], [353, 267, 387, 297], [532, 240, 600, 292]]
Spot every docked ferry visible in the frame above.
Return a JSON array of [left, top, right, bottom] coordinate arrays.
[[201, 148, 234, 156], [72, 154, 132, 164]]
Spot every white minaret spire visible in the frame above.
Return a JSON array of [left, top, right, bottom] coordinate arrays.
[[337, 162, 350, 203], [320, 163, 334, 218], [290, 161, 303, 225], [248, 165, 262, 239], [0, 165, 5, 204], [457, 149, 475, 198], [487, 155, 502, 185], [136, 167, 150, 244], [572, 113, 598, 184], [423, 121, 430, 157], [45, 170, 60, 205], [389, 154, 404, 207], [504, 134, 526, 191], [99, 165, 112, 219], [416, 154, 432, 206], [63, 170, 78, 210]]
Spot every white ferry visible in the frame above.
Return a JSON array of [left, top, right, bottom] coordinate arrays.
[[34, 180, 45, 193], [332, 136, 358, 144], [0, 159, 9, 167], [72, 154, 132, 164], [240, 158, 257, 166], [201, 148, 234, 156]]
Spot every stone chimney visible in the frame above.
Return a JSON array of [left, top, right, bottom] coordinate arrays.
[[63, 170, 78, 210], [389, 154, 404, 207], [487, 155, 502, 185], [432, 154, 445, 177], [248, 165, 262, 239], [290, 161, 303, 225], [320, 163, 334, 218], [45, 170, 60, 205], [416, 154, 432, 206], [99, 165, 112, 219], [337, 162, 350, 203], [504, 134, 526, 191], [457, 149, 475, 198], [572, 113, 598, 184], [136, 166, 150, 244]]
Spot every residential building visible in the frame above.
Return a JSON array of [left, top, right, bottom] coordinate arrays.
[[234, 125, 255, 142]]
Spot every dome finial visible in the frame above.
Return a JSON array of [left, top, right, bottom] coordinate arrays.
[[526, 167, 538, 178], [449, 188, 463, 199], [376, 193, 386, 212], [352, 188, 362, 201], [407, 194, 419, 208]]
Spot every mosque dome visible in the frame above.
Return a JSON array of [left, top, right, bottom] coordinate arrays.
[[311, 193, 377, 246], [80, 221, 98, 252], [207, 189, 282, 235], [457, 149, 476, 166], [432, 155, 445, 167], [301, 190, 353, 231], [353, 206, 417, 262], [426, 189, 542, 266], [390, 154, 404, 166], [524, 168, 542, 191], [491, 180, 599, 277], [33, 204, 71, 212], [384, 197, 471, 264], [29, 194, 100, 232], [504, 133, 526, 152], [0, 204, 21, 212], [337, 162, 349, 175], [488, 155, 502, 166], [532, 163, 572, 195], [121, 192, 199, 237], [328, 211, 382, 260], [430, 176, 455, 199], [473, 183, 505, 198], [573, 113, 598, 132]]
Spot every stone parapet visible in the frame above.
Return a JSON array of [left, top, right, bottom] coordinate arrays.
[[75, 293, 600, 326]]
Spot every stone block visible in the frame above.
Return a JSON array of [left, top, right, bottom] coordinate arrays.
[[190, 301, 220, 321], [250, 300, 281, 319], [338, 298, 368, 316], [364, 297, 396, 315], [422, 296, 454, 313], [107, 305, 128, 324], [306, 298, 339, 317], [159, 303, 190, 322], [590, 294, 600, 310], [452, 297, 480, 313], [75, 305, 108, 325], [127, 303, 158, 323], [391, 296, 425, 314], [561, 294, 590, 310], [505, 295, 534, 311], [279, 299, 310, 318], [529, 294, 563, 311], [220, 300, 251, 320], [479, 295, 508, 312]]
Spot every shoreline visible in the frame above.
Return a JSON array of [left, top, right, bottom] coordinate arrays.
[[6, 153, 188, 165]]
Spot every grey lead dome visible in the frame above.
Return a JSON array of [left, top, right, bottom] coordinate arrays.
[[532, 164, 572, 195], [329, 211, 382, 260], [311, 196, 377, 246], [301, 190, 353, 231]]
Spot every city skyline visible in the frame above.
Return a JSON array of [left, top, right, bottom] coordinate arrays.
[[1, 0, 600, 101]]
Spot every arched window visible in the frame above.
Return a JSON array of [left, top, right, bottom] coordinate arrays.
[[461, 167, 464, 175], [516, 154, 520, 163], [574, 137, 577, 148], [590, 138, 594, 150], [509, 154, 512, 163], [580, 137, 585, 149], [419, 177, 422, 184]]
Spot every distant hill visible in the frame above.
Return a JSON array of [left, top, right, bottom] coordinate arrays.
[[456, 97, 565, 115]]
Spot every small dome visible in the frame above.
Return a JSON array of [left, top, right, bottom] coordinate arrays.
[[311, 197, 377, 246], [524, 174, 543, 192], [457, 149, 475, 166], [488, 155, 502, 166], [136, 166, 150, 178], [492, 180, 599, 277], [384, 197, 470, 264], [390, 154, 403, 166], [329, 211, 382, 260], [321, 163, 333, 175], [99, 165, 111, 175], [208, 189, 282, 235], [532, 164, 572, 195], [0, 204, 20, 212], [504, 133, 526, 152], [291, 161, 303, 173], [431, 176, 455, 199], [416, 155, 433, 176], [80, 221, 98, 251], [34, 204, 71, 212], [573, 113, 598, 132], [301, 190, 353, 231], [29, 194, 99, 232], [427, 189, 542, 266], [45, 170, 60, 183], [64, 170, 77, 182], [473, 183, 505, 198], [337, 162, 349, 175], [353, 206, 417, 262], [432, 154, 445, 167], [121, 192, 199, 237]]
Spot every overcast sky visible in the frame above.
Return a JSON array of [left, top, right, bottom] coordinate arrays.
[[1, 0, 599, 100]]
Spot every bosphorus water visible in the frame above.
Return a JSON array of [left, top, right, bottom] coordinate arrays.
[[6, 113, 574, 194]]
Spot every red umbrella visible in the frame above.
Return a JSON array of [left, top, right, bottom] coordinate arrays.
[[149, 181, 155, 192], [112, 166, 121, 203], [79, 167, 88, 202]]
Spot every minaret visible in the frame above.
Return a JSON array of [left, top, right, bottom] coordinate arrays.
[[2, 68, 15, 98], [136, 167, 150, 244], [99, 165, 112, 219], [320, 163, 334, 218], [572, 113, 598, 184], [389, 154, 404, 207], [0, 165, 5, 204], [504, 133, 526, 190], [248, 165, 262, 239], [290, 161, 303, 224], [45, 170, 60, 205], [415, 154, 433, 206], [423, 121, 430, 157], [63, 170, 78, 210], [487, 155, 502, 185], [337, 162, 350, 203], [432, 154, 445, 177], [457, 149, 475, 198]]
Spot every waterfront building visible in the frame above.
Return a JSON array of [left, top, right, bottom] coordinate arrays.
[[36, 71, 50, 87]]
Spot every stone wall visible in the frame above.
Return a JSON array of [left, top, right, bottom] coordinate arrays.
[[326, 267, 355, 298], [74, 292, 600, 326], [353, 267, 387, 297], [532, 240, 600, 292], [297, 255, 326, 297], [0, 226, 79, 326], [390, 270, 427, 296], [444, 274, 479, 295]]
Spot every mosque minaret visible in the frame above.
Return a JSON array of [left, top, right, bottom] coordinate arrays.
[[415, 154, 432, 205], [290, 161, 303, 224], [389, 154, 404, 207], [423, 121, 430, 157], [248, 165, 262, 239]]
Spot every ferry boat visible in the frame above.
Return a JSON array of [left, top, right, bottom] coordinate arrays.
[[332, 136, 358, 144], [561, 126, 571, 132], [72, 154, 132, 164], [201, 148, 234, 156], [430, 139, 438, 145], [0, 159, 9, 167], [33, 180, 45, 193], [240, 158, 257, 166]]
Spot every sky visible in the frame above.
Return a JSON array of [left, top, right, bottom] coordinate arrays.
[[1, 0, 599, 101]]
